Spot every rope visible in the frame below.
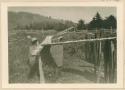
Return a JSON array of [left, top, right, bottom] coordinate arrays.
[[41, 37, 116, 46]]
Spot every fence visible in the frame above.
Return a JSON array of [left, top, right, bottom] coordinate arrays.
[[38, 28, 117, 83]]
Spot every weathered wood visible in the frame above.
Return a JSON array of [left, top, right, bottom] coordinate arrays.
[[110, 40, 116, 83], [113, 40, 117, 82], [103, 39, 116, 83], [41, 37, 116, 46], [96, 41, 103, 83], [93, 41, 97, 76], [38, 28, 116, 83], [38, 56, 45, 83]]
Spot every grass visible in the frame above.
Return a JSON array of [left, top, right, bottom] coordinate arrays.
[[9, 30, 57, 83], [9, 30, 108, 83]]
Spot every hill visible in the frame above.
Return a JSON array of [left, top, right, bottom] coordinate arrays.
[[8, 11, 76, 31]]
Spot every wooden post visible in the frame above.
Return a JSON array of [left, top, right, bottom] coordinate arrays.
[[96, 28, 98, 34], [103, 39, 116, 83], [85, 34, 88, 61], [113, 39, 117, 82], [104, 40, 109, 83], [96, 41, 103, 83], [38, 57, 45, 83], [110, 27, 113, 34], [93, 41, 97, 78], [110, 40, 115, 83]]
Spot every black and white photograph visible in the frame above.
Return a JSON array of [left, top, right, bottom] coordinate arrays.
[[0, 2, 124, 88]]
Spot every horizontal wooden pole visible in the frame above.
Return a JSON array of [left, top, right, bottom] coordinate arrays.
[[41, 37, 116, 46]]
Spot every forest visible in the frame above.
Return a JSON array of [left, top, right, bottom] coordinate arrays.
[[8, 11, 116, 31]]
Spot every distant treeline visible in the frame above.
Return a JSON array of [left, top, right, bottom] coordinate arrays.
[[8, 11, 75, 31], [8, 11, 116, 31], [77, 12, 116, 30], [16, 21, 75, 31]]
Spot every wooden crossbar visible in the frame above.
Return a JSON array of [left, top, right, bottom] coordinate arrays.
[[41, 37, 116, 46]]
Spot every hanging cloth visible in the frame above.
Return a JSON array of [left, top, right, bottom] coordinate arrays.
[[50, 45, 63, 67]]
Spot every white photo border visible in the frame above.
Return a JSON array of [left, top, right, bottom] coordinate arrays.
[[1, 1, 124, 88]]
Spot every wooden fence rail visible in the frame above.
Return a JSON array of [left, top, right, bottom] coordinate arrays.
[[41, 37, 116, 46]]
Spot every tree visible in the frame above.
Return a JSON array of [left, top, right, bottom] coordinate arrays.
[[77, 19, 85, 30], [103, 15, 116, 29], [88, 12, 103, 30]]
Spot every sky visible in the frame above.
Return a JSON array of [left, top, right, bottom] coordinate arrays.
[[9, 7, 116, 23]]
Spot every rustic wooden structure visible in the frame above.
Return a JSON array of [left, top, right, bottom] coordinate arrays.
[[38, 28, 117, 83]]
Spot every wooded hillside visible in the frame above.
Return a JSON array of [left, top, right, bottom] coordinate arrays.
[[8, 11, 76, 31]]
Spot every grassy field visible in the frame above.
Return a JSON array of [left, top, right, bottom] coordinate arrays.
[[9, 30, 103, 83]]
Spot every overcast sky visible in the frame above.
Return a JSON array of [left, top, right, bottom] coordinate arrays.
[[9, 7, 116, 23]]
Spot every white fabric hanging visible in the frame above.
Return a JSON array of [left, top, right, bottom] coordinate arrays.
[[50, 45, 63, 67]]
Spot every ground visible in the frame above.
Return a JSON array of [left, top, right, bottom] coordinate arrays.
[[9, 30, 103, 83]]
